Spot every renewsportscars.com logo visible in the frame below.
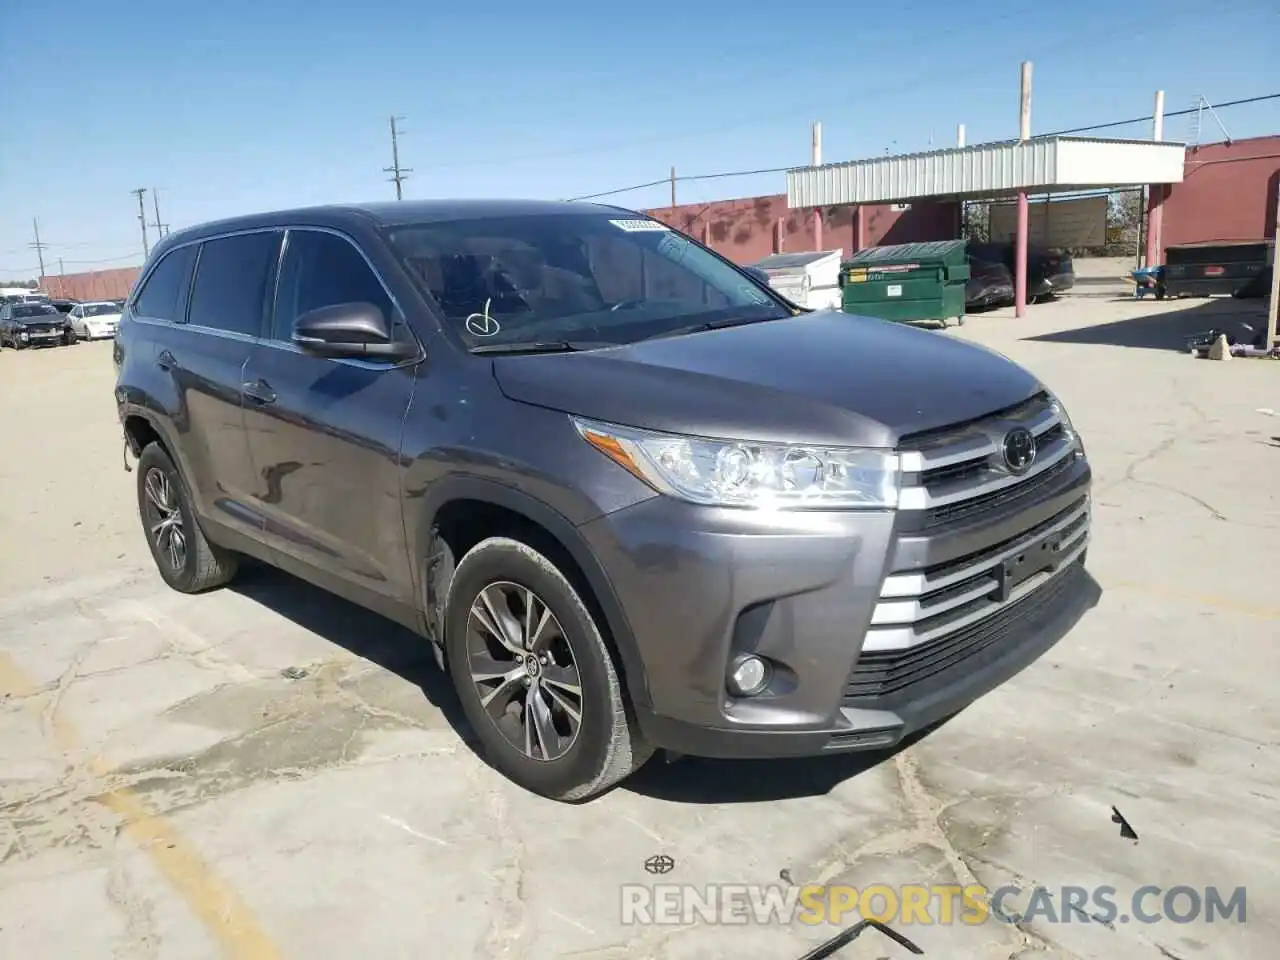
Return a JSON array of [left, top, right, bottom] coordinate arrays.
[[621, 882, 1247, 928]]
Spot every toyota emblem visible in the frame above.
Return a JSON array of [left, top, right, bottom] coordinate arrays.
[[1001, 428, 1037, 475], [644, 854, 675, 875]]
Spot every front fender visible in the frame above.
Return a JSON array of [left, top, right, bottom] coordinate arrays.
[[410, 474, 652, 710]]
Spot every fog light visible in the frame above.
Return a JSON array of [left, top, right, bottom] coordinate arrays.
[[727, 655, 769, 697]]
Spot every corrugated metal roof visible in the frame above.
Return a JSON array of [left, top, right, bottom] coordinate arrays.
[[787, 136, 1187, 208]]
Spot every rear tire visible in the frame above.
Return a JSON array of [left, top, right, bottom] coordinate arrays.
[[136, 442, 238, 593], [444, 536, 652, 801]]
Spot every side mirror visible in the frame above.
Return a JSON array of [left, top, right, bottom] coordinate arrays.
[[293, 302, 415, 360], [743, 266, 771, 287]]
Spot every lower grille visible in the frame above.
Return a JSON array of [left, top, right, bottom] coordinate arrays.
[[845, 559, 1086, 705]]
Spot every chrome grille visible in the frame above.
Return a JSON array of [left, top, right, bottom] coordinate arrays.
[[846, 394, 1091, 706], [846, 558, 1086, 702], [867, 494, 1090, 654], [897, 392, 1081, 530]]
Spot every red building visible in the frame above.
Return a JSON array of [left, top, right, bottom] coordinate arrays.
[[1160, 135, 1280, 251], [40, 266, 141, 301], [645, 195, 961, 264]]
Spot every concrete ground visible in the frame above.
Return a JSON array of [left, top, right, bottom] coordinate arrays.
[[1, 266, 1277, 960]]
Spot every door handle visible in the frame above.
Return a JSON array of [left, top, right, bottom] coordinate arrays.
[[242, 379, 277, 405], [157, 349, 176, 370]]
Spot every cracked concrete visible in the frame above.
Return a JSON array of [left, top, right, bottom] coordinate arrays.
[[2, 264, 1277, 959]]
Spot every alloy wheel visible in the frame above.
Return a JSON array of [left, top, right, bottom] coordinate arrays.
[[143, 467, 187, 572], [465, 581, 583, 761]]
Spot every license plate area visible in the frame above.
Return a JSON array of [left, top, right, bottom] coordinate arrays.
[[994, 531, 1064, 602]]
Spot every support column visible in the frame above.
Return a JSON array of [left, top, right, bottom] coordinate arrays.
[[1015, 61, 1033, 319], [1145, 90, 1166, 268]]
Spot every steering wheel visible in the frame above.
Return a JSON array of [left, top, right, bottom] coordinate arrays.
[[610, 299, 645, 312]]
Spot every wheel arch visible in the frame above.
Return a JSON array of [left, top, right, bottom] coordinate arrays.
[[415, 477, 652, 710]]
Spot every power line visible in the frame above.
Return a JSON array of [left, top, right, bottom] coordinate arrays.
[[420, 0, 1221, 175], [1043, 93, 1280, 137], [61, 252, 146, 266], [567, 91, 1280, 204]]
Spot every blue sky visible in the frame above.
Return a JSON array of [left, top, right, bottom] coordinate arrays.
[[1, 0, 1276, 281]]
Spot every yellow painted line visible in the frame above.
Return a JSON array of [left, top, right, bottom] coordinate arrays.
[[1111, 581, 1280, 621], [0, 652, 282, 960]]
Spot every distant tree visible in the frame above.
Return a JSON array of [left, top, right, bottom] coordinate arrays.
[[962, 202, 990, 241], [1106, 191, 1144, 254]]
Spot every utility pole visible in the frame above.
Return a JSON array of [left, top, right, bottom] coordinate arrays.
[[29, 217, 48, 278], [384, 115, 412, 200], [811, 122, 823, 251], [669, 166, 677, 209], [131, 188, 150, 257], [151, 188, 169, 239]]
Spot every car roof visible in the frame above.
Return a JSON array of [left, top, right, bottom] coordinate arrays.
[[158, 199, 638, 252]]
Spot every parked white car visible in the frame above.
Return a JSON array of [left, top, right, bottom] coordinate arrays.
[[68, 301, 123, 340]]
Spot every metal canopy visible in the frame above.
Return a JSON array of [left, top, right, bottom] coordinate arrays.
[[787, 136, 1187, 208]]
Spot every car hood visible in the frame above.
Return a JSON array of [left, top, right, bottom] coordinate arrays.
[[83, 312, 122, 324], [12, 317, 62, 328], [492, 310, 1042, 447]]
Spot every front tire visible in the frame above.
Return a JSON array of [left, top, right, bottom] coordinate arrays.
[[445, 536, 652, 801], [136, 442, 238, 593]]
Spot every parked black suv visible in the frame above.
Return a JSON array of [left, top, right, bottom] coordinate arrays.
[[0, 300, 77, 348], [114, 200, 1099, 801]]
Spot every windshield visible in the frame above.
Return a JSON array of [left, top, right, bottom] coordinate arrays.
[[387, 213, 786, 349], [14, 303, 58, 318], [84, 303, 120, 317]]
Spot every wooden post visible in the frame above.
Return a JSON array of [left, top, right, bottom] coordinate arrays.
[[1145, 90, 1166, 269], [1015, 62, 1032, 318], [1265, 186, 1280, 352]]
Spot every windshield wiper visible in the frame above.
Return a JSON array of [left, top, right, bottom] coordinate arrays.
[[641, 312, 790, 342], [469, 340, 614, 355]]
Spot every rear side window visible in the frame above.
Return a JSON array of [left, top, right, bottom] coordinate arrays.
[[188, 231, 281, 337], [133, 245, 197, 322], [271, 229, 393, 341]]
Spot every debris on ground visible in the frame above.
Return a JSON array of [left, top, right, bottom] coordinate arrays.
[[1111, 805, 1139, 842]]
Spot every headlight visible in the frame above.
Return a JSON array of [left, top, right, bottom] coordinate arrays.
[[573, 417, 900, 509], [1048, 394, 1083, 453]]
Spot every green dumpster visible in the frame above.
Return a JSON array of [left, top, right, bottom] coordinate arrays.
[[839, 239, 970, 327]]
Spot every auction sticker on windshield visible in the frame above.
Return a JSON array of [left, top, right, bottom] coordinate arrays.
[[609, 219, 671, 232]]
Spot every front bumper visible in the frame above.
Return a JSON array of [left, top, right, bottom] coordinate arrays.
[[15, 327, 66, 346], [579, 455, 1097, 759]]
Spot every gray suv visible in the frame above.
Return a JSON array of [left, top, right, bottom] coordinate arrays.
[[113, 200, 1099, 801]]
